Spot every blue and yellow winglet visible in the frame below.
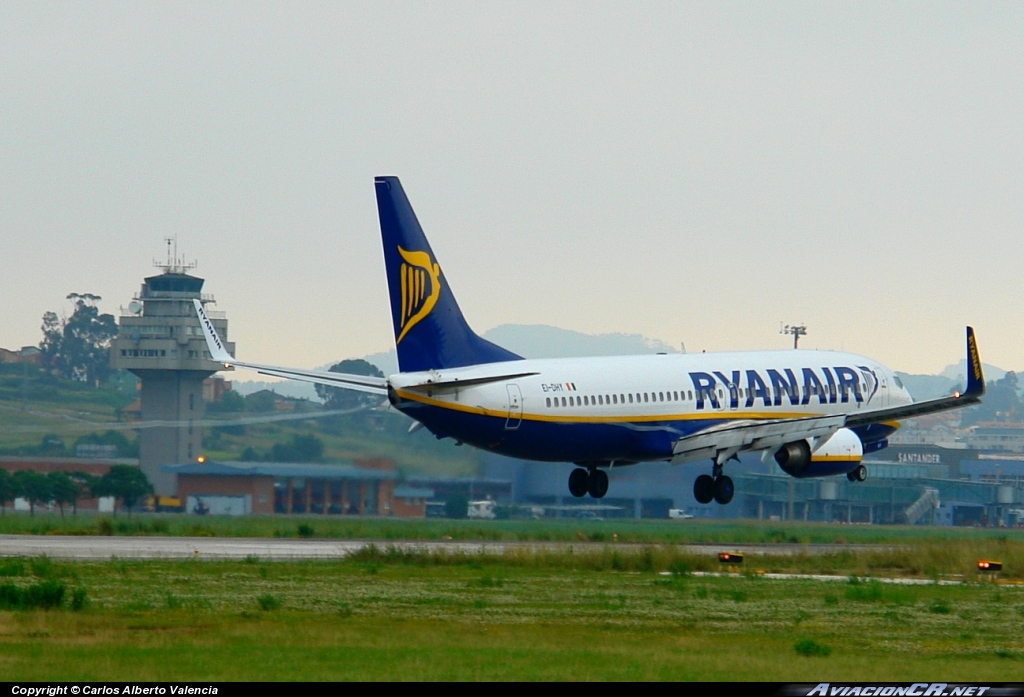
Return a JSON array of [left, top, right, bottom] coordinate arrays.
[[963, 326, 985, 398]]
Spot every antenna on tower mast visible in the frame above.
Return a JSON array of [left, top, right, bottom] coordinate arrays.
[[154, 236, 197, 274]]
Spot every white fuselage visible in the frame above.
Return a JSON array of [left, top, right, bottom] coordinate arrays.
[[388, 349, 913, 465]]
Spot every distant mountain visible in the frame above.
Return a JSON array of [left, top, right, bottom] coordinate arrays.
[[896, 360, 1007, 402], [363, 324, 679, 377], [895, 373, 958, 402], [939, 360, 1007, 382], [484, 324, 677, 358]]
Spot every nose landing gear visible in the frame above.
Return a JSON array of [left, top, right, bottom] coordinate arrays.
[[568, 467, 609, 499]]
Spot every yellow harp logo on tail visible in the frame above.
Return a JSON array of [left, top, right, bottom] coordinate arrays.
[[396, 246, 442, 344]]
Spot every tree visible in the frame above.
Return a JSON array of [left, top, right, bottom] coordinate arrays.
[[445, 493, 469, 519], [12, 470, 51, 516], [74, 430, 138, 458], [315, 360, 385, 411], [47, 471, 79, 520], [270, 433, 324, 462], [37, 434, 67, 456], [206, 389, 245, 414], [0, 470, 14, 515], [244, 390, 278, 413], [94, 465, 153, 516], [39, 293, 118, 384], [69, 472, 98, 516]]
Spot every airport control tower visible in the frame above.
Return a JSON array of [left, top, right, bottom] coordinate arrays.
[[111, 243, 234, 495]]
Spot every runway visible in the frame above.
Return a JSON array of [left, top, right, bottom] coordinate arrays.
[[0, 534, 891, 561]]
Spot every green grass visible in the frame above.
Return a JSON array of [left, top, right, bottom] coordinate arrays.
[[0, 549, 1022, 680], [1, 511, 1022, 547]]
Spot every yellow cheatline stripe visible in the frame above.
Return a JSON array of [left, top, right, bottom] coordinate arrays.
[[810, 455, 862, 462], [393, 388, 825, 425]]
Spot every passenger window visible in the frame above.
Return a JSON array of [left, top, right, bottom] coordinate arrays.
[[643, 393, 649, 403], [561, 397, 567, 407], [628, 394, 633, 404], [546, 398, 551, 407]]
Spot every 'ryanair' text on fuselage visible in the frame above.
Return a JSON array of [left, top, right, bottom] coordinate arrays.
[[688, 365, 879, 410]]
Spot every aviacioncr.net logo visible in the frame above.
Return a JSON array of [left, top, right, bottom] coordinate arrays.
[[396, 246, 441, 344]]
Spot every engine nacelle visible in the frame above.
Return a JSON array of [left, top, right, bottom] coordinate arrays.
[[774, 428, 863, 479]]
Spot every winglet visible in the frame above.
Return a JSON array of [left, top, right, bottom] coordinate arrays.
[[192, 299, 234, 364], [964, 326, 985, 398]]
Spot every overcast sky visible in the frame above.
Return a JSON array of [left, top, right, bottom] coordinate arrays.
[[2, 2, 1022, 376]]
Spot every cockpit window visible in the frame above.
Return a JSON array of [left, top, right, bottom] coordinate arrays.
[[893, 375, 904, 389]]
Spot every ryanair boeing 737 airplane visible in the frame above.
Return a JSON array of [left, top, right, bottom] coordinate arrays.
[[194, 176, 985, 505]]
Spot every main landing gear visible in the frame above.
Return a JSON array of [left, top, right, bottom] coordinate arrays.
[[693, 462, 734, 505], [568, 467, 609, 499], [847, 465, 867, 482]]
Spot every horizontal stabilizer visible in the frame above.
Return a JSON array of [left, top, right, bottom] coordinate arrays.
[[192, 300, 388, 396], [402, 371, 540, 392]]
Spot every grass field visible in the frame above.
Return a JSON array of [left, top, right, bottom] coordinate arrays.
[[3, 511, 1024, 549], [1, 541, 1024, 680]]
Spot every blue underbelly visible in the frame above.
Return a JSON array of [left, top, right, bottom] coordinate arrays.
[[396, 400, 723, 463]]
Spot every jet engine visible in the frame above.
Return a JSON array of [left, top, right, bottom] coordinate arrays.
[[774, 428, 863, 478]]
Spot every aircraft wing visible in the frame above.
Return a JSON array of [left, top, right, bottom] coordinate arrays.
[[671, 414, 847, 465], [672, 327, 984, 465], [846, 326, 984, 428], [192, 300, 388, 396]]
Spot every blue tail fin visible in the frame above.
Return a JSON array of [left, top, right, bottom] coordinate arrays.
[[375, 176, 523, 372]]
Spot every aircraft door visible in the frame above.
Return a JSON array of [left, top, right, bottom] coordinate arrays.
[[506, 384, 523, 430]]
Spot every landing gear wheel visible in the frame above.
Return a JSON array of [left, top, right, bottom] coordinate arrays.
[[694, 474, 715, 504], [847, 465, 867, 482], [713, 475, 734, 505], [587, 469, 609, 499], [568, 468, 589, 498]]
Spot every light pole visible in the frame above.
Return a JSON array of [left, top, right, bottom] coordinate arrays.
[[780, 323, 807, 349]]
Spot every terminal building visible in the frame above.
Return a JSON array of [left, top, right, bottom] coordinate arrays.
[[110, 250, 233, 495], [476, 442, 1024, 526], [162, 458, 431, 517]]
